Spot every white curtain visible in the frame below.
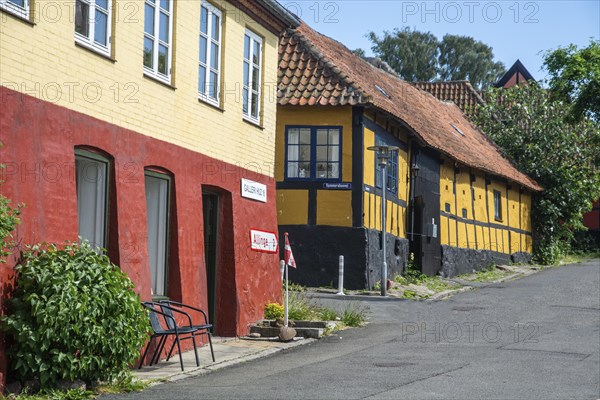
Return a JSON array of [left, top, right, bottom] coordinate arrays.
[[76, 155, 107, 250], [287, 128, 299, 178], [145, 174, 169, 297]]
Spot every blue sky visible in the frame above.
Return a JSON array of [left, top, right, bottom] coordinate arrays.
[[284, 1, 600, 82]]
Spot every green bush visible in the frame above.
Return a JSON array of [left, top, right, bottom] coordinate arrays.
[[2, 241, 150, 387], [264, 303, 284, 319]]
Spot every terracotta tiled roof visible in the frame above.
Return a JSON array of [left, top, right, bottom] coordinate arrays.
[[278, 23, 542, 191], [413, 81, 485, 117]]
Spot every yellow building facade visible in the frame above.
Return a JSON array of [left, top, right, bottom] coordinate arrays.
[[275, 22, 541, 289]]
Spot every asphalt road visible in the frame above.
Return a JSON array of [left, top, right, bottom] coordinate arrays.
[[109, 260, 600, 399]]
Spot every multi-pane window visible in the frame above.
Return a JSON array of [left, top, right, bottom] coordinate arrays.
[[144, 0, 173, 82], [374, 136, 398, 195], [286, 126, 341, 180], [75, 150, 109, 250], [243, 30, 262, 122], [0, 0, 29, 18], [75, 0, 112, 54], [493, 190, 502, 221], [145, 171, 171, 297], [198, 3, 221, 105]]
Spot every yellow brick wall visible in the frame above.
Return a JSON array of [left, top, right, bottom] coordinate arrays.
[[0, 0, 280, 174]]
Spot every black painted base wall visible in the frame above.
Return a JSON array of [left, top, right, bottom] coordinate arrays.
[[366, 229, 409, 288], [441, 245, 531, 277], [279, 226, 408, 290]]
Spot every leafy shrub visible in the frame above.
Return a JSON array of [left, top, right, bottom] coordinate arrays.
[[264, 303, 284, 319], [319, 308, 339, 321], [2, 241, 150, 387], [0, 155, 22, 262]]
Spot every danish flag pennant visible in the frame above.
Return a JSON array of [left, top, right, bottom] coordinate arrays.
[[284, 232, 296, 268]]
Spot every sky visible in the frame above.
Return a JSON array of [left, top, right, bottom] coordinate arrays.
[[283, 0, 600, 82]]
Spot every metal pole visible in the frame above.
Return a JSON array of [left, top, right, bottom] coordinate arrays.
[[280, 260, 285, 282], [381, 161, 387, 297], [337, 255, 344, 295], [284, 263, 289, 327]]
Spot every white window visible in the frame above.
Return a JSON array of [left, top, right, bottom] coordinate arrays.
[[75, 0, 112, 54], [243, 30, 262, 123], [0, 0, 29, 19], [75, 150, 109, 250], [144, 0, 173, 83], [145, 171, 171, 297], [198, 3, 221, 105]]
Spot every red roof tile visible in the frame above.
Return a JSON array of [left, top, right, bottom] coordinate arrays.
[[278, 23, 542, 191], [413, 81, 485, 117]]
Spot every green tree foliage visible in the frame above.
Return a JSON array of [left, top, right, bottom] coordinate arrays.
[[438, 34, 505, 89], [0, 143, 22, 263], [2, 241, 150, 387], [474, 85, 600, 264], [368, 27, 439, 82], [367, 29, 505, 89], [543, 40, 600, 123]]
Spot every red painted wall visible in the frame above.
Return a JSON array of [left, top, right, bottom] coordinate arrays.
[[0, 86, 283, 384], [583, 199, 600, 231]]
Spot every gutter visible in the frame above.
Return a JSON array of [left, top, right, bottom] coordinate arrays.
[[257, 0, 301, 28]]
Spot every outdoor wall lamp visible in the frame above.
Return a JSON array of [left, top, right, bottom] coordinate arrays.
[[367, 145, 399, 296]]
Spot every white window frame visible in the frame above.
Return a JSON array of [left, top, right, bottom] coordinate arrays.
[[75, 0, 112, 56], [144, 170, 171, 298], [75, 149, 109, 251], [0, 0, 29, 19], [144, 0, 174, 84], [198, 2, 222, 106], [242, 29, 262, 124]]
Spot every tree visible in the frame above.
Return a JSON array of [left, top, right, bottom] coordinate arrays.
[[352, 48, 366, 57], [474, 84, 600, 264], [438, 34, 505, 89], [367, 29, 504, 89], [543, 40, 600, 123], [368, 27, 439, 82]]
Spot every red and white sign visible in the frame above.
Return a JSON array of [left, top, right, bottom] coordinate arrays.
[[250, 229, 278, 253]]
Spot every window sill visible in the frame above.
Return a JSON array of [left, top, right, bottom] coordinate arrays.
[[242, 116, 263, 129], [198, 97, 224, 112], [494, 218, 503, 222], [0, 7, 34, 25], [75, 40, 115, 62], [143, 73, 176, 90]]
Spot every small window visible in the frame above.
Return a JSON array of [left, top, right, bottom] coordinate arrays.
[[493, 190, 502, 221], [374, 135, 398, 195], [242, 29, 262, 123], [75, 150, 109, 250], [145, 171, 171, 297], [198, 2, 221, 105], [285, 126, 341, 180], [462, 208, 468, 218], [75, 0, 112, 55], [445, 203, 451, 212], [144, 0, 173, 83], [0, 0, 29, 19]]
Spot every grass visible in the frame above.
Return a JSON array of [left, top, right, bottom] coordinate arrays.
[[462, 265, 513, 282], [7, 374, 150, 400], [559, 251, 600, 265]]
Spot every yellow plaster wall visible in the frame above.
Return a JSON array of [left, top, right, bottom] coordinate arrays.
[[439, 159, 534, 255], [1, 0, 280, 173], [316, 191, 352, 227], [276, 190, 308, 225]]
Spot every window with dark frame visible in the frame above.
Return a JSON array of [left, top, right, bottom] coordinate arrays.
[[374, 135, 398, 195], [285, 126, 341, 180], [493, 190, 502, 221]]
